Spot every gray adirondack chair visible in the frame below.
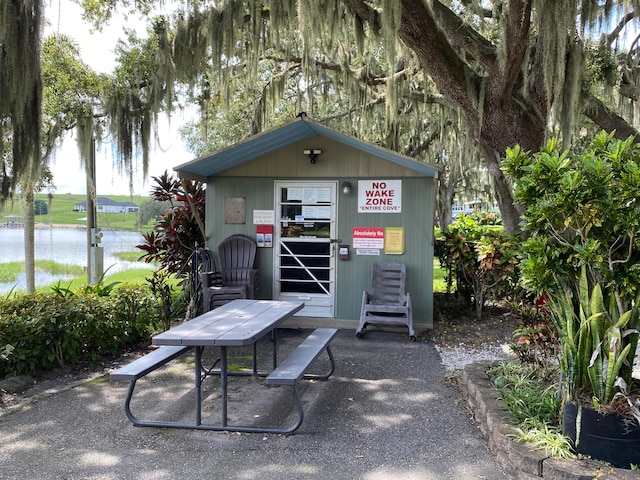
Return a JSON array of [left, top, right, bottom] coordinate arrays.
[[356, 261, 416, 340], [202, 234, 258, 311]]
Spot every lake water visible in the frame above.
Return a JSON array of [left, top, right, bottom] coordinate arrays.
[[0, 227, 153, 293]]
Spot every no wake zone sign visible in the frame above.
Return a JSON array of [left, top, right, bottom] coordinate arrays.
[[358, 180, 402, 213]]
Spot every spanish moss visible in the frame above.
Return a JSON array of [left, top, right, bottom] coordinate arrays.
[[0, 0, 42, 201]]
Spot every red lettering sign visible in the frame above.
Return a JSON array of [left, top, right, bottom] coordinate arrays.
[[352, 227, 385, 249], [358, 180, 402, 213]]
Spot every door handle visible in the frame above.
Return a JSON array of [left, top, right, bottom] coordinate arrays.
[[330, 239, 341, 257]]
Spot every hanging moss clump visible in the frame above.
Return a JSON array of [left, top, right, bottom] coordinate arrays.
[[0, 0, 43, 202]]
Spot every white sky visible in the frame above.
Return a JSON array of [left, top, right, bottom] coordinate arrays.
[[43, 0, 194, 196]]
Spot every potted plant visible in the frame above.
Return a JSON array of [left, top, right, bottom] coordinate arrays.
[[550, 268, 640, 467], [503, 131, 640, 467]]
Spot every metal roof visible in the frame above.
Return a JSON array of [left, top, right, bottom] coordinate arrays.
[[174, 115, 439, 180], [74, 197, 138, 207]]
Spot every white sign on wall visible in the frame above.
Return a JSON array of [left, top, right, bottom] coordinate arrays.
[[352, 227, 385, 249], [253, 210, 275, 225], [358, 180, 402, 213]]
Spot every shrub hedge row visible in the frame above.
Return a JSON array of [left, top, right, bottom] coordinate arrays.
[[0, 285, 162, 379]]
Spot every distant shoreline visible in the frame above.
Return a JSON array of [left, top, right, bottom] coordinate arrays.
[[3, 223, 106, 230], [34, 223, 85, 229], [2, 223, 141, 232]]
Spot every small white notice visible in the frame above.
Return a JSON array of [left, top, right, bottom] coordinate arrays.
[[356, 249, 381, 256], [253, 210, 275, 225]]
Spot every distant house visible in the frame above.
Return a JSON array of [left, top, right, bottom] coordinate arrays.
[[73, 197, 139, 214]]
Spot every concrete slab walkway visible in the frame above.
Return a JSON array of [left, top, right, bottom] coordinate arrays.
[[0, 329, 508, 480]]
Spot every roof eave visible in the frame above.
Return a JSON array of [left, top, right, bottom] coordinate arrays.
[[175, 116, 439, 179]]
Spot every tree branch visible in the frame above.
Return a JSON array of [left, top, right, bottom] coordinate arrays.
[[427, 0, 497, 67], [319, 97, 386, 123], [492, 0, 533, 99], [606, 10, 639, 47], [404, 120, 452, 157], [342, 0, 382, 35], [583, 96, 640, 142], [341, 0, 483, 116], [395, 0, 482, 117], [620, 72, 640, 101]]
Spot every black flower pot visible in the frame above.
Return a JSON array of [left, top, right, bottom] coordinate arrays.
[[562, 400, 640, 468]]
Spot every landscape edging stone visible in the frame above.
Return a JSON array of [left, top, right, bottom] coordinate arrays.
[[461, 361, 640, 480]]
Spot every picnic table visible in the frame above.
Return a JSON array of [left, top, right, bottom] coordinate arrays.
[[111, 299, 338, 434]]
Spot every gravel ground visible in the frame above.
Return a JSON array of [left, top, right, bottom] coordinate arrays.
[[435, 343, 515, 371], [430, 294, 521, 372]]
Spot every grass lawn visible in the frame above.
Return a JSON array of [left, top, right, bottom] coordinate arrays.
[[41, 268, 158, 293], [29, 267, 159, 294], [433, 260, 448, 292], [0, 261, 84, 284], [0, 193, 154, 231], [113, 251, 147, 262], [0, 252, 158, 295]]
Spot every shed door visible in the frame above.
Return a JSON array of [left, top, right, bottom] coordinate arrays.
[[274, 181, 337, 317]]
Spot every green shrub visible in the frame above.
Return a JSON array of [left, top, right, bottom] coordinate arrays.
[[0, 284, 162, 378], [508, 298, 558, 369], [503, 132, 640, 300], [439, 215, 521, 319], [468, 210, 502, 226], [503, 132, 640, 410], [489, 362, 561, 426]]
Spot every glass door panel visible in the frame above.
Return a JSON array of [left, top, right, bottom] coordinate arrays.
[[274, 182, 336, 317]]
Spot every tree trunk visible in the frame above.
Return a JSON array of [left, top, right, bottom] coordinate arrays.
[[21, 187, 36, 294], [396, 0, 541, 233], [436, 177, 455, 232], [479, 144, 526, 233]]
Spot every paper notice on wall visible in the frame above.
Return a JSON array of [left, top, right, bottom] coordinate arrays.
[[287, 188, 303, 201], [253, 210, 275, 225], [384, 227, 405, 254], [302, 205, 332, 219]]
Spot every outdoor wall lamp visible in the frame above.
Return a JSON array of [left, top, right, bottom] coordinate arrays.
[[303, 149, 322, 164], [341, 181, 352, 195]]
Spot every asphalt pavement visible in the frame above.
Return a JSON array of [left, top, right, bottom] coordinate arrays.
[[0, 328, 508, 480]]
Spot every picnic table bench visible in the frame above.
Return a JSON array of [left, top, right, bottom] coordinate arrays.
[[110, 346, 190, 383], [265, 327, 338, 432], [110, 300, 338, 434]]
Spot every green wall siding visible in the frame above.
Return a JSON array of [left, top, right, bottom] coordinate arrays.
[[206, 177, 275, 298], [205, 176, 434, 328], [334, 177, 434, 326]]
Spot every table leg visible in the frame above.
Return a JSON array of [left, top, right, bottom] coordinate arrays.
[[272, 329, 278, 370], [253, 330, 278, 373], [195, 346, 203, 426], [220, 345, 228, 427], [252, 342, 257, 374]]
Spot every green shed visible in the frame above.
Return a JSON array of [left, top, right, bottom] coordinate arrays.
[[174, 115, 439, 332]]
